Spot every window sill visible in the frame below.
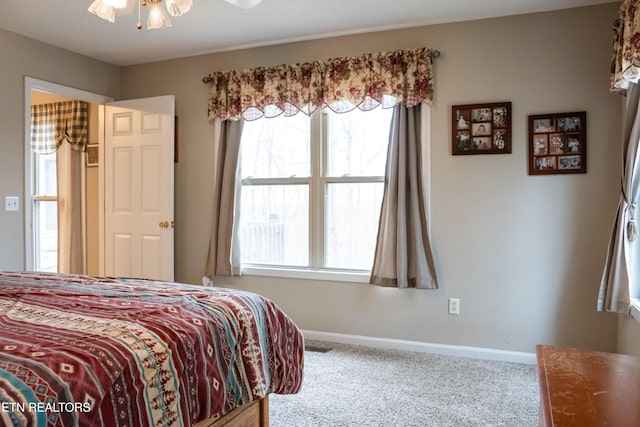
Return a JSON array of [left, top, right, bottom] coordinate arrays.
[[241, 265, 370, 283], [631, 298, 640, 324]]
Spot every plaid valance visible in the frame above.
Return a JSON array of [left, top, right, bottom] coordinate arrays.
[[205, 47, 435, 121], [31, 100, 88, 154]]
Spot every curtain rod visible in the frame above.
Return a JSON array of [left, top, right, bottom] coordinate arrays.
[[202, 49, 442, 84]]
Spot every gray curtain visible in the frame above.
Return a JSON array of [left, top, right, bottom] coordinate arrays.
[[57, 142, 86, 274], [205, 119, 244, 277], [370, 104, 438, 289], [599, 82, 640, 313]]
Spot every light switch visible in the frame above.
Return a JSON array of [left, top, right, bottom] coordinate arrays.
[[5, 196, 19, 212]]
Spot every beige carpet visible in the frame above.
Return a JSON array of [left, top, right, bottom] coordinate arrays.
[[270, 341, 539, 426]]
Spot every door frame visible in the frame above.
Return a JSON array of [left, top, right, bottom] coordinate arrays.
[[23, 77, 113, 271]]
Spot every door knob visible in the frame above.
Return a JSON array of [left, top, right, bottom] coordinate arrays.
[[159, 220, 169, 229]]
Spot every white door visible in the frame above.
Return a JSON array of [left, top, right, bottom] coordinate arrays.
[[104, 96, 175, 281]]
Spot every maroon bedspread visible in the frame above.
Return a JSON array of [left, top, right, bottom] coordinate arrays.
[[0, 272, 304, 427]]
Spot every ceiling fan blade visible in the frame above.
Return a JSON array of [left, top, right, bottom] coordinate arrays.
[[223, 0, 263, 9]]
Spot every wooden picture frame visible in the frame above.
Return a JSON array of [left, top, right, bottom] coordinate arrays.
[[86, 144, 99, 167], [452, 102, 512, 155], [528, 111, 586, 175]]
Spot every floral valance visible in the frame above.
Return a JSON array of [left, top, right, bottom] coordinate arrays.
[[611, 0, 640, 93], [205, 47, 435, 121], [31, 100, 88, 154]]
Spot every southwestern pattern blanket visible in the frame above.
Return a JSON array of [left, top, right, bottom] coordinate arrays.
[[0, 272, 304, 427]]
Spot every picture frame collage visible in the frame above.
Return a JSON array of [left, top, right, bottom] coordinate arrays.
[[452, 102, 512, 155], [451, 102, 587, 176], [528, 111, 586, 175]]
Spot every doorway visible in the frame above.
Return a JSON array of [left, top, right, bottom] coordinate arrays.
[[24, 78, 176, 281], [24, 77, 113, 273]]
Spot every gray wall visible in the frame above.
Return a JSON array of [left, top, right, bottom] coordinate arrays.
[[0, 28, 120, 270], [120, 3, 624, 354], [619, 313, 640, 356], [2, 4, 636, 355]]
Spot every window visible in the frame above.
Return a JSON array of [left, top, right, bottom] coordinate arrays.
[[239, 107, 393, 273], [33, 150, 58, 272]]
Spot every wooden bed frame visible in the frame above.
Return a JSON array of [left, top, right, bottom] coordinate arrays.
[[195, 396, 269, 427]]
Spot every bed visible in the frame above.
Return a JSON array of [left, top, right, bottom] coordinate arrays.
[[0, 271, 304, 427]]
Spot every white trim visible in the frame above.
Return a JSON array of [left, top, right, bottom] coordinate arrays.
[[302, 330, 537, 365], [631, 298, 640, 324], [97, 104, 106, 276], [25, 78, 113, 104], [23, 77, 113, 271], [241, 266, 370, 283]]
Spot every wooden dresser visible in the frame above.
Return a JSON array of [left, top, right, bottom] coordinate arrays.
[[536, 345, 640, 426]]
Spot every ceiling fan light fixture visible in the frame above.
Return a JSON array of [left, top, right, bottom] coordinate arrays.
[[103, 0, 128, 8], [147, 0, 172, 29], [165, 0, 193, 16], [88, 0, 117, 23], [88, 0, 260, 29]]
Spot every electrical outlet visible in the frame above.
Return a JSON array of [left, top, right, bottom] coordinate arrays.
[[448, 297, 460, 315], [4, 196, 19, 212]]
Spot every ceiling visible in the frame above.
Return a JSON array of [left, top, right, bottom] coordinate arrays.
[[0, 0, 617, 67]]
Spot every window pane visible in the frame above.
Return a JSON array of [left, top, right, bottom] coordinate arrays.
[[326, 107, 393, 177], [36, 152, 57, 196], [34, 200, 57, 272], [240, 185, 309, 267], [241, 114, 310, 178], [325, 182, 384, 270]]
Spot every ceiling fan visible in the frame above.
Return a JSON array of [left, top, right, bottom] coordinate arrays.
[[88, 0, 263, 30]]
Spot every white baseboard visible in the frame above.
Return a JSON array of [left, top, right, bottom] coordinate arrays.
[[302, 330, 537, 365]]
